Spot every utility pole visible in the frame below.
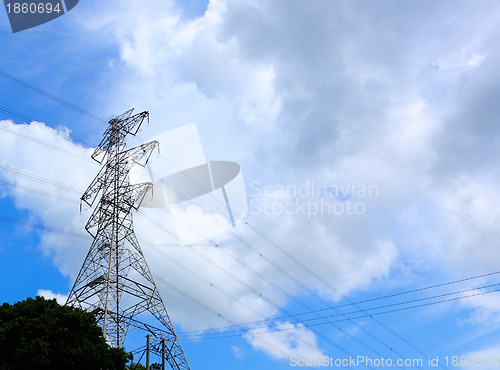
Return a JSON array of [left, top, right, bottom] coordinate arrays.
[[162, 339, 166, 370], [147, 335, 151, 369], [66, 109, 190, 370]]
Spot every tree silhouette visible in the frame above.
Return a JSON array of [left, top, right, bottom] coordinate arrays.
[[0, 296, 129, 369]]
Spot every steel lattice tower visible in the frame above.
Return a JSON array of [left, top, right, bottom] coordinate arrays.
[[66, 109, 190, 370]]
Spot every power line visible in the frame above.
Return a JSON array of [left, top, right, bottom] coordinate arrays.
[[0, 40, 132, 112], [0, 215, 89, 240], [179, 287, 500, 340], [0, 178, 79, 204], [0, 69, 108, 124], [142, 237, 280, 329], [0, 164, 83, 194], [180, 282, 500, 337], [0, 105, 97, 148], [0, 105, 36, 124], [186, 269, 500, 334], [0, 124, 90, 161], [245, 221, 447, 365]]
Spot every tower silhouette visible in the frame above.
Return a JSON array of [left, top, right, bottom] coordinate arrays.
[[66, 109, 190, 369]]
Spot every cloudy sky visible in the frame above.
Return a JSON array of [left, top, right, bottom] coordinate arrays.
[[1, 0, 500, 368]]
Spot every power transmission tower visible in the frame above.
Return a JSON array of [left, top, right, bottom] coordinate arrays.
[[66, 109, 190, 370]]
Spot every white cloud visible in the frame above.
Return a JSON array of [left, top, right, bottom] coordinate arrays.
[[231, 345, 245, 359], [244, 322, 324, 361], [430, 177, 500, 274], [0, 119, 96, 280], [467, 54, 486, 68], [460, 290, 500, 325], [37, 289, 68, 305]]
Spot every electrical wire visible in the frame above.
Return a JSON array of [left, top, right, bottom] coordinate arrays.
[[179, 282, 500, 338], [0, 178, 79, 204], [0, 69, 108, 124], [0, 215, 89, 240], [245, 221, 447, 363], [0, 124, 90, 161], [0, 164, 83, 194], [0, 105, 97, 148], [178, 287, 500, 341]]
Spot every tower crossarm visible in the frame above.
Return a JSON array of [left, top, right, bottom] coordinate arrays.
[[91, 110, 150, 164], [121, 140, 159, 169], [80, 164, 109, 207]]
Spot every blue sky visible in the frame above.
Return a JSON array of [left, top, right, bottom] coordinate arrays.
[[2, 0, 500, 369]]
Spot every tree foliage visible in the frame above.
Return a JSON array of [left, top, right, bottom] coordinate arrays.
[[0, 296, 129, 370], [128, 362, 147, 370]]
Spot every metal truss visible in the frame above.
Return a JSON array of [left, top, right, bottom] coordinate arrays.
[[66, 109, 190, 370]]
